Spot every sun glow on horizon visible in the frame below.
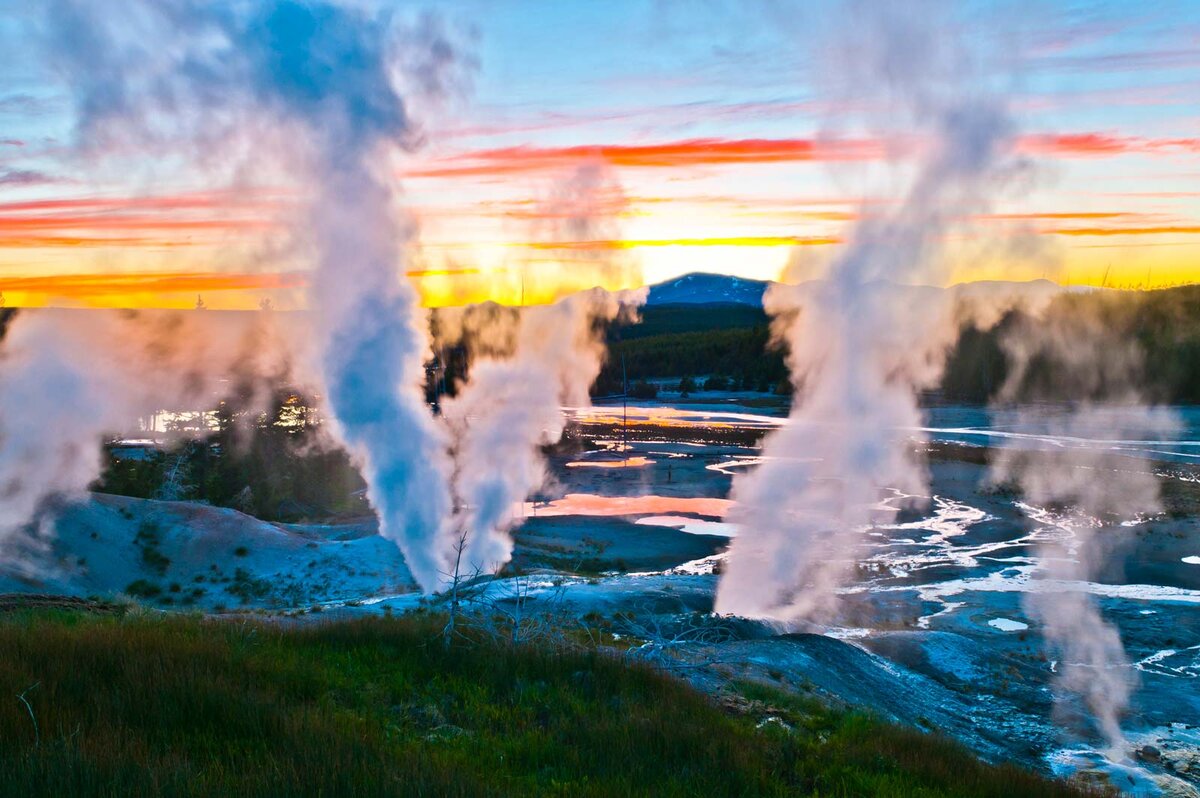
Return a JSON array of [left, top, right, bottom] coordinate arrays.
[[3, 162, 1198, 309]]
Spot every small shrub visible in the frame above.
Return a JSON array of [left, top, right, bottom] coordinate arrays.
[[226, 568, 271, 603], [629, 380, 658, 399], [124, 579, 162, 598], [140, 547, 171, 576], [135, 520, 161, 546]]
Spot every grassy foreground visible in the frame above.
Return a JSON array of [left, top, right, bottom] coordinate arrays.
[[0, 610, 1099, 797]]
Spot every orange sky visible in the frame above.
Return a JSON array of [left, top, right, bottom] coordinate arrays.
[[2, 4, 1198, 309], [2, 159, 1196, 309]]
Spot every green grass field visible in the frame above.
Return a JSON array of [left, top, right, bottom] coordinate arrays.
[[0, 610, 1103, 797]]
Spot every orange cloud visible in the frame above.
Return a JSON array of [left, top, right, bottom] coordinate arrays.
[[409, 137, 884, 178], [1050, 225, 1200, 237], [0, 271, 307, 300], [0, 235, 194, 248], [1020, 133, 1200, 157], [0, 214, 273, 233], [0, 268, 486, 306], [0, 189, 284, 215], [523, 235, 841, 250], [0, 189, 286, 249], [409, 133, 1200, 179], [981, 211, 1144, 221]]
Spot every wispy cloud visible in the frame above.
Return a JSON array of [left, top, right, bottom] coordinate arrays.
[[524, 235, 840, 249], [1022, 132, 1200, 156], [410, 133, 1200, 179], [0, 189, 284, 215], [0, 235, 193, 248], [0, 214, 273, 233], [410, 137, 883, 178], [982, 211, 1151, 221], [1050, 225, 1200, 237], [0, 270, 306, 299], [1033, 47, 1200, 74], [0, 188, 285, 247], [0, 267, 480, 302], [0, 93, 54, 116], [0, 169, 61, 187]]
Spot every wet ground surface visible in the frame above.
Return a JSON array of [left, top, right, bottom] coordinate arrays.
[[501, 400, 1200, 795]]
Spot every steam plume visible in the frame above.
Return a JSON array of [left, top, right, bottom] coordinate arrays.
[[242, 3, 458, 590], [717, 2, 1021, 621], [442, 289, 639, 574], [0, 307, 300, 556], [989, 310, 1177, 751], [26, 0, 467, 590], [440, 165, 644, 575], [0, 313, 131, 551]]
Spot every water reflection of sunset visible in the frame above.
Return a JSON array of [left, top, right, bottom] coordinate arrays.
[[565, 457, 655, 469], [523, 493, 732, 519], [570, 406, 784, 429]]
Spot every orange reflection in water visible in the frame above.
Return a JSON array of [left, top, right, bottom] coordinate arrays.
[[523, 493, 732, 518], [564, 456, 655, 469], [569, 406, 783, 429]]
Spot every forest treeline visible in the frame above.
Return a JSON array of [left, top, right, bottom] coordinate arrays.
[[595, 285, 1200, 403], [5, 285, 1200, 519], [594, 324, 789, 395], [942, 285, 1200, 403], [95, 389, 366, 522]]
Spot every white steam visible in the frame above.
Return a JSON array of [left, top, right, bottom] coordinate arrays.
[[442, 289, 640, 574], [989, 311, 1178, 751], [0, 313, 131, 551], [717, 2, 1022, 621], [0, 308, 299, 557], [19, 0, 468, 591], [440, 164, 644, 576]]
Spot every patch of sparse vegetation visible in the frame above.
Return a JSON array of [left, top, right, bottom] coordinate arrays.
[[132, 520, 170, 576], [0, 612, 1100, 797], [225, 567, 271, 604]]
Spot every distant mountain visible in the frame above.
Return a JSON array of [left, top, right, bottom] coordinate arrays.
[[646, 272, 769, 307], [644, 273, 1075, 309]]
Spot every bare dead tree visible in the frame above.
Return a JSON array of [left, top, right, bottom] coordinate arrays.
[[616, 604, 737, 675], [16, 682, 39, 748], [457, 574, 577, 651], [441, 529, 471, 650]]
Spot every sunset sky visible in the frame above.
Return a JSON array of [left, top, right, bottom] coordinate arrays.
[[0, 0, 1198, 308]]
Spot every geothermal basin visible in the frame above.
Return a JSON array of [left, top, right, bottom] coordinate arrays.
[[6, 398, 1200, 796]]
